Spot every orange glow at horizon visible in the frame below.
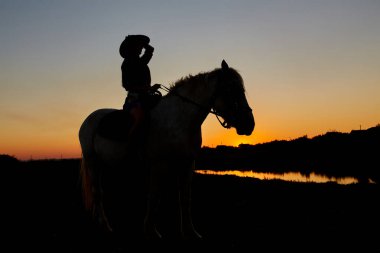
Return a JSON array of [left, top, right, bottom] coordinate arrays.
[[2, 109, 379, 161], [3, 119, 378, 161], [1, 140, 82, 161], [201, 131, 271, 148], [2, 121, 272, 161]]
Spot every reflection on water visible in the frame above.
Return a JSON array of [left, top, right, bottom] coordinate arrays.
[[196, 170, 361, 185]]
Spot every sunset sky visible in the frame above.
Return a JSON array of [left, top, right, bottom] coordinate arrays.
[[1, 0, 379, 160]]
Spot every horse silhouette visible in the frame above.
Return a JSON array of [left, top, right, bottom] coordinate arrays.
[[79, 60, 255, 240]]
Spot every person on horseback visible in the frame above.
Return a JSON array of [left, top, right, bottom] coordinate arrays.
[[119, 34, 161, 142]]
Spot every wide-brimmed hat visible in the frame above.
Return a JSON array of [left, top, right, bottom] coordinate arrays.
[[119, 35, 150, 58]]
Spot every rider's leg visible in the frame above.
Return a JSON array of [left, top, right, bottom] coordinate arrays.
[[128, 105, 145, 140]]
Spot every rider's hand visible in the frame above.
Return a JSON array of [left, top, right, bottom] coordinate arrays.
[[151, 83, 161, 91], [144, 44, 154, 52]]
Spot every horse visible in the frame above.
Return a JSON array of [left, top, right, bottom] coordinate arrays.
[[79, 60, 255, 240]]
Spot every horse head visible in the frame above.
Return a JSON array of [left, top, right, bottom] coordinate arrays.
[[212, 60, 255, 136]]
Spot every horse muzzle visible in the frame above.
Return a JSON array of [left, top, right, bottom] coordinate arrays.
[[235, 110, 255, 136]]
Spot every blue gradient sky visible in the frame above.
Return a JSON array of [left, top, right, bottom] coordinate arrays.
[[1, 0, 379, 160]]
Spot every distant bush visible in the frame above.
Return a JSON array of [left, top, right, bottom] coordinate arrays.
[[198, 124, 380, 182]]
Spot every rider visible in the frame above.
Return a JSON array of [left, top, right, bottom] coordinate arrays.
[[119, 34, 160, 142]]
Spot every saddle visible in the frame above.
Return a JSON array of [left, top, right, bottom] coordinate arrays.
[[98, 91, 162, 141], [98, 110, 133, 141]]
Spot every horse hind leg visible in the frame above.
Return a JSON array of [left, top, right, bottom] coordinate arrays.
[[80, 154, 113, 232], [143, 195, 163, 240]]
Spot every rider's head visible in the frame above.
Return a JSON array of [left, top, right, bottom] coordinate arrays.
[[119, 35, 150, 58]]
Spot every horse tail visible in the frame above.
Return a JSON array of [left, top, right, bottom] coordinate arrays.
[[80, 154, 94, 213], [79, 109, 113, 232]]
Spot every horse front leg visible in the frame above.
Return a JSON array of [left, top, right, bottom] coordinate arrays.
[[178, 160, 202, 240]]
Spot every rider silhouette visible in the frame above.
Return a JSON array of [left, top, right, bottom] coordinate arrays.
[[119, 35, 160, 142]]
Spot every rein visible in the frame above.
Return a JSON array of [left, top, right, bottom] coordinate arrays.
[[159, 85, 231, 129]]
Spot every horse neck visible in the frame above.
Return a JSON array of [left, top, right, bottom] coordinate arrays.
[[170, 71, 218, 123], [177, 71, 216, 110], [176, 71, 218, 106]]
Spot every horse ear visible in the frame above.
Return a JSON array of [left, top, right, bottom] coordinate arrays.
[[221, 59, 229, 70]]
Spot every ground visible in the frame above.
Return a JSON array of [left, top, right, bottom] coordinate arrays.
[[3, 160, 379, 252]]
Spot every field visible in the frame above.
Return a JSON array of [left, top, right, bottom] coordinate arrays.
[[3, 158, 379, 252]]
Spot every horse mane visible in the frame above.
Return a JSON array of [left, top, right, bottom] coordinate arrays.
[[168, 71, 211, 94], [167, 66, 245, 95]]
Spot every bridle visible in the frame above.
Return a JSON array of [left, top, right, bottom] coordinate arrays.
[[158, 84, 251, 129]]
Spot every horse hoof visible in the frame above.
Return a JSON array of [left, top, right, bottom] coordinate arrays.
[[183, 230, 203, 241], [144, 226, 162, 240]]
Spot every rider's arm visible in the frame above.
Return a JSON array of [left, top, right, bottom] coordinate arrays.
[[126, 84, 150, 93], [140, 44, 154, 65]]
